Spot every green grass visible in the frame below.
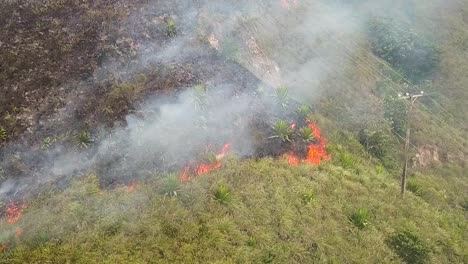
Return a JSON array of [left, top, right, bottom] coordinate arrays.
[[0, 126, 6, 141], [0, 158, 466, 263], [349, 208, 370, 230]]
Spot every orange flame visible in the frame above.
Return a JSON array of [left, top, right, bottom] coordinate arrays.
[[285, 122, 331, 166], [291, 123, 296, 129], [15, 228, 24, 238], [0, 242, 7, 252], [6, 202, 26, 224], [286, 152, 300, 165], [128, 182, 136, 192], [180, 143, 231, 182]]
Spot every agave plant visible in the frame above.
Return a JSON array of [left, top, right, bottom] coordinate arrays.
[[298, 126, 314, 141], [274, 86, 289, 109], [166, 18, 176, 37], [271, 120, 293, 142], [162, 174, 180, 197], [213, 184, 232, 205], [0, 126, 6, 141], [41, 136, 57, 150], [349, 208, 370, 229], [76, 130, 93, 149], [297, 104, 312, 119], [191, 84, 208, 110]]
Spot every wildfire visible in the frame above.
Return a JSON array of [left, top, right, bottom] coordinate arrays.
[[285, 122, 331, 166], [128, 182, 136, 192], [0, 242, 7, 252], [6, 202, 26, 224], [180, 143, 231, 182], [286, 152, 300, 165]]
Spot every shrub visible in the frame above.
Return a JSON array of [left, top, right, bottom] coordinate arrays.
[[349, 208, 370, 229], [166, 18, 176, 37], [213, 184, 232, 205], [274, 86, 289, 109], [0, 126, 7, 141], [387, 230, 430, 264], [272, 120, 293, 142], [76, 130, 92, 149], [297, 104, 312, 119], [407, 179, 423, 196], [161, 174, 180, 197], [367, 17, 440, 83], [298, 127, 314, 142]]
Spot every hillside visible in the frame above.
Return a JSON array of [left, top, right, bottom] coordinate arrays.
[[0, 0, 467, 263]]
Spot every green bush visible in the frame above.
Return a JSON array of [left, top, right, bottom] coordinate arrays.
[[298, 127, 314, 142], [212, 184, 232, 205], [161, 174, 180, 197], [349, 208, 370, 229], [274, 86, 289, 109], [368, 17, 440, 83], [387, 230, 431, 264], [76, 130, 92, 149], [166, 18, 176, 37], [272, 120, 293, 142]]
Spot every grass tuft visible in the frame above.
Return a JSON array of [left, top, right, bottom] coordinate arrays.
[[349, 208, 370, 229], [212, 184, 232, 205]]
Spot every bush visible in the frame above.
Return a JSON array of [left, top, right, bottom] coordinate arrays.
[[387, 230, 430, 264], [161, 174, 181, 197], [298, 127, 314, 142], [76, 130, 92, 149], [272, 120, 293, 142], [367, 17, 440, 83], [349, 208, 370, 229]]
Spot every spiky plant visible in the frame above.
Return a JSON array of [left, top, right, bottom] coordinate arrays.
[[298, 127, 314, 141], [274, 86, 289, 108], [213, 184, 232, 205], [297, 104, 312, 119], [271, 120, 293, 142], [166, 18, 176, 37], [41, 136, 56, 150], [161, 174, 180, 197], [76, 130, 92, 149], [349, 208, 370, 229], [191, 84, 207, 110], [301, 190, 316, 205], [0, 126, 6, 141]]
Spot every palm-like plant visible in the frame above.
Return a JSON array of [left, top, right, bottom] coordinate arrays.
[[297, 104, 312, 119], [166, 18, 176, 37], [76, 130, 93, 149], [213, 184, 232, 205], [162, 174, 180, 197], [271, 120, 293, 142], [298, 127, 314, 141], [274, 86, 289, 109]]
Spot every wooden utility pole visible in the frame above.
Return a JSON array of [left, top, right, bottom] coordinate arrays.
[[398, 91, 424, 196]]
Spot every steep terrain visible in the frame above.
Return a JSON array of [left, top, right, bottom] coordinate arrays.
[[0, 0, 467, 263]]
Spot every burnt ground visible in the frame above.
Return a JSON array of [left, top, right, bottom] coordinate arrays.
[[0, 0, 319, 202]]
